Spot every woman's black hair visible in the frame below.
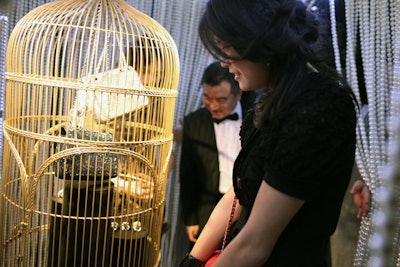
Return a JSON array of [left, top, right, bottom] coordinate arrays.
[[199, 0, 356, 127]]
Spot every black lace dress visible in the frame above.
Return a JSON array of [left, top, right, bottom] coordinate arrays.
[[231, 72, 357, 267]]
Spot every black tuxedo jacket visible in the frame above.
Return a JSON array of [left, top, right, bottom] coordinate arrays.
[[179, 94, 255, 235]]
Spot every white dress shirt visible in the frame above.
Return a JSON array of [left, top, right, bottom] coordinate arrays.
[[213, 102, 242, 194]]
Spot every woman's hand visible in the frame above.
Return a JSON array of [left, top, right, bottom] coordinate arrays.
[[350, 180, 370, 219]]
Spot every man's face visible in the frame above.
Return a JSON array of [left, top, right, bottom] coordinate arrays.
[[202, 81, 241, 120]]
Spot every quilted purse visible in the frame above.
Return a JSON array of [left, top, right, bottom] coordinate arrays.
[[56, 128, 119, 180]]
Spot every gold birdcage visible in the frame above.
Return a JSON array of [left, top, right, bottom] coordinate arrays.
[[0, 0, 179, 266]]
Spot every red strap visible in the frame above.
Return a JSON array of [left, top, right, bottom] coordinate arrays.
[[221, 195, 238, 251]]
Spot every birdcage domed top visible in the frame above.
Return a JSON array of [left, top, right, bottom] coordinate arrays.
[[6, 0, 180, 93]]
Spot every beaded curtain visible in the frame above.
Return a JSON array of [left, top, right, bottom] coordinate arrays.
[[341, 0, 400, 266], [0, 15, 6, 185], [1, 0, 399, 266]]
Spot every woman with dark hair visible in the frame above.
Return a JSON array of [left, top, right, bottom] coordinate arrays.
[[180, 0, 357, 266]]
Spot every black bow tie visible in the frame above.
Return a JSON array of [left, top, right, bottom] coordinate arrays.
[[213, 113, 239, 124]]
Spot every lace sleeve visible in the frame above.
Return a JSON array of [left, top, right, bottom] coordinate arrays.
[[262, 80, 356, 200]]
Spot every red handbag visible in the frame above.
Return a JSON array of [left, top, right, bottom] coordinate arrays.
[[204, 250, 221, 267], [204, 196, 238, 267]]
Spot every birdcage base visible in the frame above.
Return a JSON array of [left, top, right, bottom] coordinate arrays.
[[48, 181, 114, 267]]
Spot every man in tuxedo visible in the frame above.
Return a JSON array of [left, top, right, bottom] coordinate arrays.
[[179, 62, 255, 247]]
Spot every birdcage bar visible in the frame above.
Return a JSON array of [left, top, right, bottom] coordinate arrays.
[[1, 0, 179, 266]]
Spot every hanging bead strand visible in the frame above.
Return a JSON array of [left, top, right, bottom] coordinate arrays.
[[329, 0, 342, 75], [351, 0, 372, 264]]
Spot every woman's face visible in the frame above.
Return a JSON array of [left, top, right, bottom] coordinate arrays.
[[219, 44, 268, 91]]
